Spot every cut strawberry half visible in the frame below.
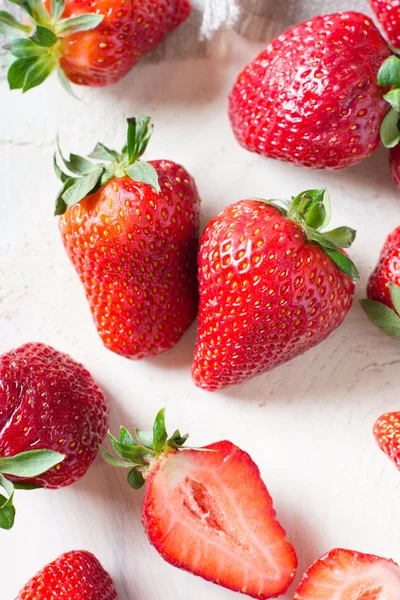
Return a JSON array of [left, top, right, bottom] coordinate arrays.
[[294, 548, 400, 600], [101, 410, 297, 599]]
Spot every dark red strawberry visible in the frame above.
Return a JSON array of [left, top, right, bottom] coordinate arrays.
[[370, 0, 400, 48], [101, 409, 298, 599], [390, 145, 400, 187], [16, 550, 117, 599], [374, 412, 400, 471], [56, 116, 200, 359], [0, 342, 109, 529], [294, 548, 400, 600], [228, 12, 391, 170], [192, 189, 358, 391], [1, 0, 190, 93], [360, 226, 400, 336]]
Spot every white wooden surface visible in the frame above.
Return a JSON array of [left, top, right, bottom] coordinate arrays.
[[1, 28, 400, 600]]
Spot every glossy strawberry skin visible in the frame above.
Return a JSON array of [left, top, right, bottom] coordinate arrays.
[[367, 227, 400, 310], [370, 0, 400, 48], [52, 0, 191, 86], [0, 343, 109, 489], [294, 548, 400, 600], [192, 200, 354, 391], [15, 550, 117, 599], [229, 12, 390, 169], [143, 441, 297, 599], [374, 412, 400, 471], [59, 163, 200, 359]]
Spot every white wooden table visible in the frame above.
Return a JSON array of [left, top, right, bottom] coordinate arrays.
[[1, 27, 399, 600]]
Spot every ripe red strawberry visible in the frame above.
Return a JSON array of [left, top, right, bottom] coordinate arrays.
[[16, 550, 117, 599], [192, 189, 358, 391], [101, 409, 298, 599], [294, 548, 400, 600], [390, 145, 400, 187], [374, 412, 400, 471], [0, 342, 109, 529], [1, 0, 190, 93], [228, 12, 392, 170], [56, 116, 200, 359], [360, 226, 400, 336], [370, 0, 400, 48]]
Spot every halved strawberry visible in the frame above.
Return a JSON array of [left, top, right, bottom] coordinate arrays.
[[101, 409, 297, 599], [374, 412, 400, 471], [294, 548, 400, 600]]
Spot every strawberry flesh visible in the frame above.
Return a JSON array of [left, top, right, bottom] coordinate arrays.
[[16, 550, 117, 599], [143, 440, 297, 599], [294, 548, 400, 600], [0, 343, 108, 489], [229, 12, 390, 169], [374, 412, 400, 471]]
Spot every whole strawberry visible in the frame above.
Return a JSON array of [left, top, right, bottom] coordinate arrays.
[[360, 226, 400, 336], [390, 145, 400, 187], [228, 12, 391, 170], [192, 189, 358, 391], [56, 116, 200, 359], [370, 0, 400, 48], [1, 0, 190, 93], [294, 548, 400, 600], [0, 342, 109, 529], [16, 550, 117, 599], [374, 412, 400, 471], [101, 409, 298, 599]]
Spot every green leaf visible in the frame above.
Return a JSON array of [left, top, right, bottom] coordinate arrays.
[[383, 88, 400, 113], [51, 0, 64, 21], [167, 429, 189, 449], [26, 0, 53, 22], [127, 468, 145, 489], [30, 25, 58, 47], [7, 38, 47, 58], [53, 152, 69, 182], [305, 202, 326, 229], [135, 428, 154, 450], [55, 13, 104, 36], [119, 426, 135, 446], [108, 434, 154, 465], [7, 56, 37, 89], [0, 450, 64, 478], [13, 482, 42, 490], [89, 142, 119, 162], [57, 67, 78, 99], [23, 56, 54, 92], [125, 162, 160, 193], [124, 115, 153, 164], [54, 177, 76, 216], [289, 188, 326, 220], [0, 10, 31, 34], [324, 248, 360, 283], [321, 189, 331, 229], [252, 198, 288, 216], [360, 298, 400, 336], [378, 55, 400, 87], [57, 138, 96, 175], [304, 227, 340, 251], [389, 283, 400, 315], [380, 108, 400, 149], [153, 408, 168, 454], [99, 445, 132, 468], [0, 474, 15, 530], [62, 166, 104, 207], [322, 226, 356, 249]]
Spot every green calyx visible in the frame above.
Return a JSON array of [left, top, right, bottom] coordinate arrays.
[[0, 449, 64, 530], [360, 283, 400, 337], [54, 115, 161, 216], [1, 0, 104, 94], [100, 408, 189, 490], [378, 55, 400, 148], [260, 189, 359, 282]]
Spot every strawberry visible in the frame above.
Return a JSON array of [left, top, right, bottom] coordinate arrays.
[[370, 0, 400, 49], [16, 550, 117, 599], [0, 0, 190, 93], [0, 342, 109, 529], [56, 116, 200, 359], [228, 12, 393, 170], [390, 145, 400, 187], [374, 412, 400, 471], [360, 226, 400, 336], [192, 189, 358, 391], [294, 548, 400, 600], [101, 409, 298, 599]]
